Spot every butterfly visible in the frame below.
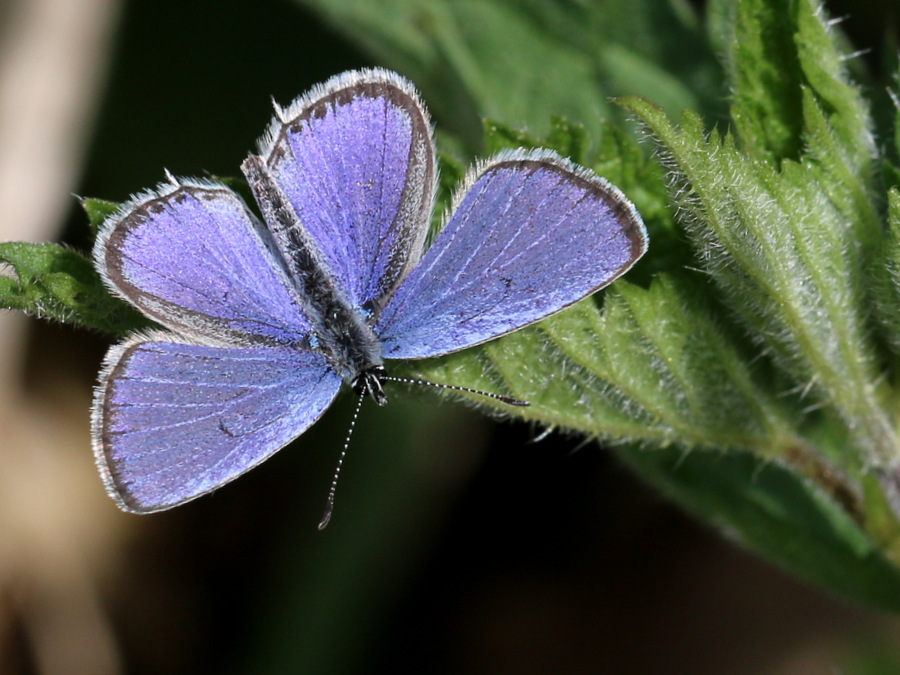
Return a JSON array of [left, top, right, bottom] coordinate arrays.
[[91, 68, 648, 523]]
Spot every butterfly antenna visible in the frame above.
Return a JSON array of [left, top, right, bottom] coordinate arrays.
[[318, 390, 366, 530], [380, 375, 530, 407]]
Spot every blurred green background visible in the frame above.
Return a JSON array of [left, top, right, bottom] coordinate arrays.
[[5, 0, 900, 672]]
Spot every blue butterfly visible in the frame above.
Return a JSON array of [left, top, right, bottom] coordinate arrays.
[[92, 68, 647, 523]]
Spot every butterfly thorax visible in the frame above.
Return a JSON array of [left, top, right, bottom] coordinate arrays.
[[310, 297, 385, 390], [310, 286, 389, 406]]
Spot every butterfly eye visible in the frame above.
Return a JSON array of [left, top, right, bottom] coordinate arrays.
[[360, 300, 376, 318]]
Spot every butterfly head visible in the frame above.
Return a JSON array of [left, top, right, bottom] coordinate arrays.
[[352, 366, 388, 406]]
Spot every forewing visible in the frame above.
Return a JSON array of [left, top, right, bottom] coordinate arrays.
[[93, 334, 342, 512], [376, 150, 648, 359], [94, 179, 309, 347], [254, 68, 436, 311]]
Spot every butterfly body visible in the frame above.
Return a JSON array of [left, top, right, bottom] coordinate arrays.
[[91, 69, 647, 514], [241, 153, 386, 392]]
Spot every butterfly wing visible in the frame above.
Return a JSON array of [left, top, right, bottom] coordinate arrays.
[[94, 178, 310, 347], [375, 150, 648, 359], [93, 179, 337, 511], [252, 68, 436, 311], [93, 334, 342, 512]]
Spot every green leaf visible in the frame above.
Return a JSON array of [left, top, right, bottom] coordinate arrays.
[[794, 0, 877, 184], [81, 198, 119, 238], [621, 94, 893, 468], [483, 116, 588, 164], [727, 0, 805, 160], [0, 241, 148, 333], [872, 189, 900, 354], [608, 0, 900, 603], [398, 275, 799, 456], [294, 0, 725, 151]]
